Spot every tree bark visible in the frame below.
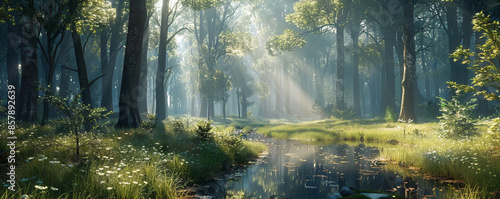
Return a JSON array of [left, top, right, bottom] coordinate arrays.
[[71, 29, 93, 131], [7, 22, 20, 92], [156, 0, 170, 122], [17, 17, 38, 122], [115, 0, 147, 128], [382, 28, 396, 112], [351, 26, 361, 116], [398, 0, 417, 123], [139, 18, 150, 114], [102, 0, 125, 112]]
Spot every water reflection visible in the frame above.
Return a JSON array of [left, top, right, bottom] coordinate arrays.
[[219, 134, 443, 199]]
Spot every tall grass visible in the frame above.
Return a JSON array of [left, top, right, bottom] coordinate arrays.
[[1, 117, 265, 198]]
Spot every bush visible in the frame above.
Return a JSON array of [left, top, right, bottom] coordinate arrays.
[[331, 108, 355, 120], [195, 120, 213, 140], [171, 119, 186, 135], [384, 106, 397, 123], [437, 97, 477, 138], [140, 114, 157, 131]]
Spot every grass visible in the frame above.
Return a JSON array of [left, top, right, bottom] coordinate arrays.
[[255, 118, 500, 199], [0, 116, 266, 198]]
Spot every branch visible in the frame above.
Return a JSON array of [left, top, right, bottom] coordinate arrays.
[[88, 74, 107, 87], [58, 65, 78, 72]]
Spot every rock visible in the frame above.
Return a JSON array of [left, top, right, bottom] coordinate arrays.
[[328, 193, 342, 199], [339, 186, 355, 196], [359, 193, 390, 199]]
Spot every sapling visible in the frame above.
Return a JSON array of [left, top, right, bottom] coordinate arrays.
[[44, 91, 112, 159]]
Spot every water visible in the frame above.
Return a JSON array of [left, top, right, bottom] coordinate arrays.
[[202, 133, 447, 198]]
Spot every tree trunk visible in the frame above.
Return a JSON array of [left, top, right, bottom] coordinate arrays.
[[139, 19, 150, 114], [398, 0, 417, 123], [241, 92, 247, 119], [7, 22, 20, 92], [102, 0, 125, 112], [17, 17, 38, 122], [336, 25, 345, 111], [71, 28, 93, 131], [421, 50, 430, 100], [351, 27, 361, 116], [115, 0, 147, 128], [382, 28, 396, 112], [156, 0, 170, 122]]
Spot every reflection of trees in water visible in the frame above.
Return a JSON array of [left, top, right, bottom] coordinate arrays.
[[225, 139, 441, 198]]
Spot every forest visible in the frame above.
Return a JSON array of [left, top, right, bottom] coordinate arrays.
[[0, 0, 500, 198]]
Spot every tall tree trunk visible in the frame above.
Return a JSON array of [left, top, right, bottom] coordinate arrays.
[[241, 92, 247, 119], [156, 0, 170, 122], [398, 0, 417, 123], [336, 25, 345, 111], [139, 20, 150, 114], [71, 29, 92, 131], [100, 30, 108, 107], [421, 50, 430, 100], [351, 27, 361, 116], [17, 17, 38, 122], [102, 0, 125, 112], [115, 0, 147, 128], [7, 22, 20, 92], [382, 29, 396, 112]]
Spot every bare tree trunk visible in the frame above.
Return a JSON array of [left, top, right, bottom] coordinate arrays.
[[115, 0, 147, 128], [156, 0, 170, 122], [139, 20, 150, 114], [351, 27, 361, 116], [17, 17, 38, 122], [7, 22, 20, 92], [398, 0, 417, 123], [71, 28, 92, 131], [382, 29, 396, 112], [102, 0, 125, 112]]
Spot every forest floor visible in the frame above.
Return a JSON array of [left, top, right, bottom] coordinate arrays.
[[0, 117, 266, 198], [252, 118, 500, 199]]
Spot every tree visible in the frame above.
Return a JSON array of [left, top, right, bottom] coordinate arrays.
[[449, 12, 500, 103], [398, 0, 417, 123], [17, 16, 38, 122], [115, 0, 147, 128], [156, 0, 185, 122]]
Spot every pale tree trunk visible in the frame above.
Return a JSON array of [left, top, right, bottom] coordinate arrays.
[[398, 0, 417, 123], [17, 17, 38, 122], [115, 0, 147, 128]]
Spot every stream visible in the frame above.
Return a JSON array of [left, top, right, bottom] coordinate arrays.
[[197, 133, 447, 199]]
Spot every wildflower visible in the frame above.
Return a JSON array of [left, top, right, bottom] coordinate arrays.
[[50, 187, 58, 191], [34, 185, 48, 190]]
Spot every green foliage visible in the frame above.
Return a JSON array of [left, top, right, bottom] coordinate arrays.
[[198, 68, 232, 103], [285, 0, 340, 30], [181, 0, 222, 10], [247, 110, 253, 118], [170, 119, 187, 135], [44, 91, 112, 157], [437, 97, 477, 138], [488, 118, 500, 145], [140, 114, 157, 131], [450, 12, 500, 102], [331, 108, 355, 120], [384, 106, 397, 123], [219, 31, 259, 56], [195, 120, 214, 140], [0, 100, 5, 113], [266, 29, 306, 56]]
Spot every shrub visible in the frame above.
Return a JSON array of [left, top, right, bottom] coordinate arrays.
[[331, 108, 355, 120], [437, 97, 477, 138], [140, 114, 157, 131], [44, 92, 112, 158], [171, 119, 186, 135], [195, 120, 213, 140], [384, 106, 397, 123]]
